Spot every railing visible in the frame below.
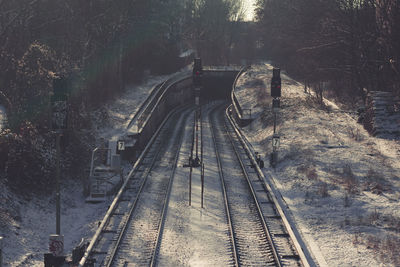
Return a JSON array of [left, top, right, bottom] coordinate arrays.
[[126, 82, 164, 131], [127, 71, 191, 133], [89, 147, 111, 177], [139, 75, 191, 132], [231, 65, 251, 126]]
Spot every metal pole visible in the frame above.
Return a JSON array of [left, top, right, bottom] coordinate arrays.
[[195, 109, 199, 159], [56, 133, 61, 235], [200, 106, 203, 163], [273, 112, 277, 134], [189, 166, 192, 206], [189, 111, 195, 206], [201, 163, 204, 208], [0, 236, 3, 267]]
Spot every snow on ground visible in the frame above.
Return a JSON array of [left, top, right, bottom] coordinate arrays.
[[0, 67, 190, 267], [0, 104, 6, 131], [4, 61, 399, 266], [1, 181, 109, 266], [92, 66, 191, 144], [235, 63, 400, 266], [158, 103, 232, 266]]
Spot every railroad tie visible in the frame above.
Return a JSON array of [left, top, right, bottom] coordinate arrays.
[[102, 229, 118, 234], [273, 233, 290, 238]]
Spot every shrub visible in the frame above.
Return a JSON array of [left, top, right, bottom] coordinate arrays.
[[5, 123, 55, 196], [307, 168, 318, 180], [363, 168, 388, 194], [343, 164, 359, 194], [348, 127, 363, 141], [317, 182, 329, 197]]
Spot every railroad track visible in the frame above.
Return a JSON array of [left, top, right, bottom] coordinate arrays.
[[79, 99, 310, 266], [79, 106, 192, 267], [210, 104, 302, 267]]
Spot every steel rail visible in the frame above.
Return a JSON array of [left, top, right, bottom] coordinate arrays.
[[209, 104, 240, 267], [149, 109, 188, 266], [78, 104, 184, 267], [79, 71, 192, 267], [225, 105, 313, 267], [105, 122, 167, 267], [105, 106, 189, 267], [222, 106, 283, 267]]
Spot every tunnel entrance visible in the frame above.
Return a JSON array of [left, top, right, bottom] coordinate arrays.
[[201, 70, 239, 101]]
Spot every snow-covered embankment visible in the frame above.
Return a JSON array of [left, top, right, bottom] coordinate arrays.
[[235, 63, 400, 266]]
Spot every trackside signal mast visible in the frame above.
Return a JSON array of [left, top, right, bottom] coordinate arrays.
[[188, 58, 205, 207], [192, 58, 203, 167], [270, 68, 281, 167], [45, 76, 69, 266]]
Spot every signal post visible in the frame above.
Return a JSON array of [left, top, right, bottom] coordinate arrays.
[[44, 76, 69, 266], [189, 58, 205, 207], [192, 58, 203, 167], [270, 68, 281, 167]]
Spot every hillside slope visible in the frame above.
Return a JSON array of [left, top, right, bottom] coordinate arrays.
[[236, 63, 400, 266], [0, 70, 182, 266]]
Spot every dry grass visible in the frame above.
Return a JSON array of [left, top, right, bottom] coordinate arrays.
[[362, 168, 389, 194], [255, 79, 269, 107], [296, 162, 320, 181], [355, 234, 400, 266], [307, 168, 318, 180], [343, 193, 352, 207], [368, 209, 380, 225], [348, 127, 363, 141], [304, 191, 313, 204], [298, 165, 331, 200], [317, 182, 329, 197], [383, 215, 400, 232], [342, 164, 359, 194], [281, 144, 315, 163], [352, 231, 361, 245], [350, 210, 400, 257], [304, 95, 329, 111], [260, 109, 274, 127]]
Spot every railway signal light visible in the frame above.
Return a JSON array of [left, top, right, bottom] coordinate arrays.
[[193, 58, 203, 87], [52, 76, 70, 131], [271, 68, 281, 98]]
